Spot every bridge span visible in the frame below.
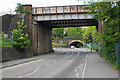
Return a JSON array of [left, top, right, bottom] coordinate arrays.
[[32, 5, 98, 28], [22, 4, 100, 55]]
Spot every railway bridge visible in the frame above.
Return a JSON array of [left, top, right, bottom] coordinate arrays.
[[22, 4, 102, 54]]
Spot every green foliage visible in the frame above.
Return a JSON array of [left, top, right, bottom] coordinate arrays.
[[0, 34, 1, 47], [52, 27, 84, 39], [52, 26, 101, 44], [52, 28, 65, 38], [84, 2, 120, 69], [15, 3, 30, 14], [82, 26, 100, 44], [12, 19, 30, 49], [77, 43, 83, 48], [66, 27, 83, 38]]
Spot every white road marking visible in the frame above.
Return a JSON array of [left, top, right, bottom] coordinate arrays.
[[75, 64, 83, 78], [17, 60, 54, 78], [75, 69, 77, 72], [82, 55, 88, 78], [76, 73, 79, 78], [77, 64, 83, 68], [18, 62, 51, 78], [18, 67, 40, 78], [76, 73, 79, 76]]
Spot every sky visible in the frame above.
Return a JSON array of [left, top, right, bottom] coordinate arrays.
[[0, 0, 86, 15]]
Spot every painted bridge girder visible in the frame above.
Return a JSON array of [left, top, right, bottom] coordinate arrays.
[[32, 5, 95, 21]]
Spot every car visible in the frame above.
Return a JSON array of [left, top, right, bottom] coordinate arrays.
[[70, 46, 75, 49]]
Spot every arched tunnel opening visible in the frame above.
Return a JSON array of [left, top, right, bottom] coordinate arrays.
[[69, 41, 83, 48]]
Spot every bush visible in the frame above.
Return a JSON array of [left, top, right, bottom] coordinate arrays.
[[12, 19, 30, 49]]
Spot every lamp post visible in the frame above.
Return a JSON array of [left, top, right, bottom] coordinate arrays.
[[90, 36, 92, 53]]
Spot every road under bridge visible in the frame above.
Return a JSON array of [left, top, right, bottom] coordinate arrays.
[[22, 4, 103, 54]]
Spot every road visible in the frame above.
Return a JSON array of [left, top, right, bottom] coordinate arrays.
[[1, 48, 118, 78], [2, 48, 92, 78]]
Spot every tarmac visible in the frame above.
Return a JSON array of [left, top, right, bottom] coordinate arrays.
[[0, 50, 119, 79]]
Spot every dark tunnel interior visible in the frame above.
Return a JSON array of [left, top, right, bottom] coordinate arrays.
[[69, 42, 83, 48]]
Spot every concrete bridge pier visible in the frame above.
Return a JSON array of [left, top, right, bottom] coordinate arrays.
[[32, 22, 52, 55]]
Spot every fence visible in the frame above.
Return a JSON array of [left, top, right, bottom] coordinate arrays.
[[100, 43, 120, 68], [83, 43, 98, 50], [115, 43, 120, 66]]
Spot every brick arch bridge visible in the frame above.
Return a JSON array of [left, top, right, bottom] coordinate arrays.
[[53, 38, 84, 47]]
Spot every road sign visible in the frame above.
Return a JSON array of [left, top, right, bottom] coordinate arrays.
[[4, 34, 8, 38], [90, 36, 92, 40], [90, 36, 92, 42]]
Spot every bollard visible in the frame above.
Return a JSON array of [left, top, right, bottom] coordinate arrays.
[[74, 47, 76, 52]]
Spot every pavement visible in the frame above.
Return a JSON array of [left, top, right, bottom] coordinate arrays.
[[0, 48, 119, 78], [84, 53, 118, 78], [1, 54, 42, 68]]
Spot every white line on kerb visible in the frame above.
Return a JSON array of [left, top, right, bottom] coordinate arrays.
[[82, 55, 88, 78], [4, 59, 42, 70]]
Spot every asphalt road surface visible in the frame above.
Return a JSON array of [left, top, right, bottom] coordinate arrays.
[[2, 48, 92, 78]]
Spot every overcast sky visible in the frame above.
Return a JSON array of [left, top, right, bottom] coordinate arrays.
[[0, 0, 86, 14]]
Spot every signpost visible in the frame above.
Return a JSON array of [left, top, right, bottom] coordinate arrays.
[[59, 39, 63, 52], [59, 39, 63, 47]]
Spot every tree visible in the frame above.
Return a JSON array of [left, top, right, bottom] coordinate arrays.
[[66, 27, 83, 38], [83, 1, 120, 69], [82, 26, 98, 43], [15, 3, 30, 14], [82, 1, 120, 44], [52, 28, 64, 38], [83, 2, 120, 39], [12, 19, 30, 49]]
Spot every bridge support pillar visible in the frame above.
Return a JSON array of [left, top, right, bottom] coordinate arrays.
[[32, 22, 52, 54], [97, 20, 104, 54]]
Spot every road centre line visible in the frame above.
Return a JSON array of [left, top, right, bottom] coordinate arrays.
[[82, 55, 88, 78], [76, 73, 79, 76], [18, 62, 50, 78], [17, 60, 55, 78], [77, 64, 83, 68], [75, 69, 77, 72]]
